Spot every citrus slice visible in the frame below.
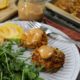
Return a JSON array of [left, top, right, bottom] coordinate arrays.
[[0, 22, 24, 39]]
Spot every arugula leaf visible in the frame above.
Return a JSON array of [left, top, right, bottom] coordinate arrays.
[[0, 40, 44, 80]]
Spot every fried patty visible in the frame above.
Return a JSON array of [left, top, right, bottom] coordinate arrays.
[[21, 28, 48, 48], [32, 46, 65, 72]]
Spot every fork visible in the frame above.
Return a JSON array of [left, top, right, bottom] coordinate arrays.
[[27, 21, 80, 48]]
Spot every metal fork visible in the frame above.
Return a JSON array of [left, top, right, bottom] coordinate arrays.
[[27, 21, 80, 48]]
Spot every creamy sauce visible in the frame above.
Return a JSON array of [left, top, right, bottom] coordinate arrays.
[[24, 28, 43, 45], [38, 45, 53, 59]]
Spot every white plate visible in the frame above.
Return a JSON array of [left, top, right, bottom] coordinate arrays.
[[1, 21, 80, 80]]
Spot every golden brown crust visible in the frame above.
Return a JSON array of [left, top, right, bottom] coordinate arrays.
[[54, 0, 74, 13], [21, 28, 48, 49], [32, 46, 65, 72]]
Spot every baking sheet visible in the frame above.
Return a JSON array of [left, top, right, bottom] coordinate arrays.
[[46, 3, 80, 24]]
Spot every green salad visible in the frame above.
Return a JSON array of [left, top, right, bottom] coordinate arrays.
[[0, 39, 43, 80]]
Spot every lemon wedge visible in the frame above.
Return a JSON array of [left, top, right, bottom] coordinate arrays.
[[0, 22, 24, 39], [0, 0, 9, 9]]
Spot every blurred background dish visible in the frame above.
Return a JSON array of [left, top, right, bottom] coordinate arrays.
[[46, 0, 80, 30], [54, 0, 80, 19]]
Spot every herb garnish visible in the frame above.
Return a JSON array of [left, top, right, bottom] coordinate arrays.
[[0, 39, 43, 80]]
